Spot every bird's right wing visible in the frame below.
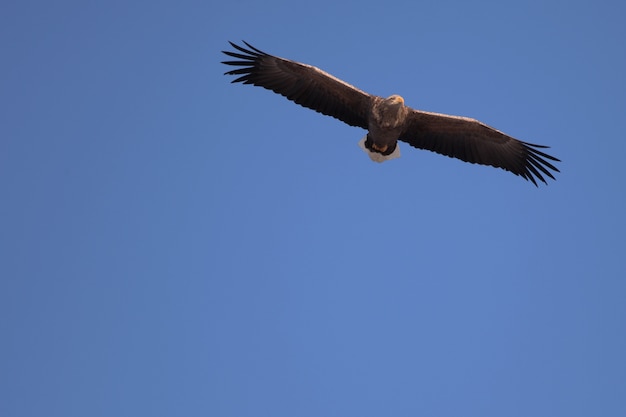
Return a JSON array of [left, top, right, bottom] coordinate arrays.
[[222, 41, 372, 129], [399, 109, 560, 185]]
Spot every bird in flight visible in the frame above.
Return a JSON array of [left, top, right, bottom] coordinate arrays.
[[222, 41, 559, 186]]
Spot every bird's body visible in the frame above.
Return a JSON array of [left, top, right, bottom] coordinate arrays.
[[222, 41, 559, 185], [367, 95, 407, 153]]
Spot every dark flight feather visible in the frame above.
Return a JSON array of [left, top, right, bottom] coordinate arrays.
[[400, 111, 559, 186], [222, 41, 371, 129]]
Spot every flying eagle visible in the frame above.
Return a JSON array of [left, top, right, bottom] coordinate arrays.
[[221, 41, 559, 186]]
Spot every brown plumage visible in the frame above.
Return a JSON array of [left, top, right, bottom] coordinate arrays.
[[222, 41, 559, 186]]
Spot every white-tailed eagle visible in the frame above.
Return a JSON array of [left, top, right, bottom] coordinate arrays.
[[222, 41, 559, 186]]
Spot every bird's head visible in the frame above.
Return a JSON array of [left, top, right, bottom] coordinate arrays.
[[374, 95, 408, 129], [386, 95, 405, 106]]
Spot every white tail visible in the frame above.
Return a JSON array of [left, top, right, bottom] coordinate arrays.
[[357, 136, 401, 162]]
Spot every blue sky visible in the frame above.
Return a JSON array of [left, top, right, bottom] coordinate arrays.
[[1, 0, 625, 416]]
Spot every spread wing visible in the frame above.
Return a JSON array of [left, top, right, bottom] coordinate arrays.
[[222, 41, 372, 129], [400, 109, 560, 186]]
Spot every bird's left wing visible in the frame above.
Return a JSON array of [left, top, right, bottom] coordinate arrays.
[[399, 109, 560, 186], [222, 41, 372, 129]]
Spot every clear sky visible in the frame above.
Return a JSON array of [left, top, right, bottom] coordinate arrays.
[[1, 0, 625, 416]]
